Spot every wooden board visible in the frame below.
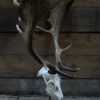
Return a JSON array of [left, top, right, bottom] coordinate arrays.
[[0, 96, 100, 100], [0, 7, 17, 32], [0, 3, 100, 32], [0, 78, 100, 97], [0, 33, 100, 78], [1, 0, 100, 7], [0, 54, 100, 78], [0, 0, 100, 96], [1, 33, 100, 55], [73, 0, 100, 7]]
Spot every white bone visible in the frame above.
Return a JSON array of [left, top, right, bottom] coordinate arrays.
[[38, 67, 63, 100], [16, 24, 23, 34], [13, 0, 21, 7], [18, 17, 21, 22]]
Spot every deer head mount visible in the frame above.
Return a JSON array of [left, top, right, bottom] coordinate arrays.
[[13, 0, 79, 99]]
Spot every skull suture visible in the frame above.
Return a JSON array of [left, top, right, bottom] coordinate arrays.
[[38, 67, 63, 100]]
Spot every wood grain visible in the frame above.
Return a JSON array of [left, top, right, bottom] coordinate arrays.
[[0, 0, 100, 7], [0, 0, 100, 96], [0, 7, 100, 32], [0, 78, 100, 96], [0, 33, 100, 55], [0, 96, 100, 100], [0, 33, 100, 78]]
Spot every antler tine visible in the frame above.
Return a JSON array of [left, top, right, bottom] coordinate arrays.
[[48, 0, 80, 72], [14, 0, 44, 65], [46, 64, 76, 78]]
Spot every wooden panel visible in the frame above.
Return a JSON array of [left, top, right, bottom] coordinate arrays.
[[62, 8, 100, 32], [0, 0, 13, 7], [0, 55, 37, 78], [0, 7, 17, 32], [1, 33, 100, 55], [1, 0, 100, 7], [0, 33, 100, 78], [0, 55, 100, 78], [0, 33, 26, 54], [0, 96, 100, 100], [73, 0, 100, 7], [0, 7, 100, 33], [0, 96, 48, 100], [0, 78, 100, 97]]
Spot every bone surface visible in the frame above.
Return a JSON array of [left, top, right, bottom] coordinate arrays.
[[38, 66, 63, 100]]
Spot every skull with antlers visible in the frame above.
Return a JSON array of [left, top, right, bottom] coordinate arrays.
[[13, 0, 79, 99]]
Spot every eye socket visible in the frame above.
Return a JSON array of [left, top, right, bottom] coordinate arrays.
[[48, 82, 55, 89], [55, 86, 59, 91], [48, 82, 59, 91]]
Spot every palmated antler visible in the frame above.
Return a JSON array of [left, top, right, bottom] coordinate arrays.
[[13, 0, 79, 78]]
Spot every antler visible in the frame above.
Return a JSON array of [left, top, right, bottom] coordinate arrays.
[[36, 0, 80, 74], [14, 0, 79, 78]]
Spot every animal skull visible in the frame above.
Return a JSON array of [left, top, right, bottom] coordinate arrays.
[[13, 0, 79, 99], [38, 67, 63, 100]]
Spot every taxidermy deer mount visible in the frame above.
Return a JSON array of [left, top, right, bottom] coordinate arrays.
[[13, 0, 80, 99]]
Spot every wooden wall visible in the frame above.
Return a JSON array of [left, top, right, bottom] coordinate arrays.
[[0, 0, 100, 96]]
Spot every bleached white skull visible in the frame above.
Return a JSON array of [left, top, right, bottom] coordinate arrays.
[[38, 67, 63, 100]]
